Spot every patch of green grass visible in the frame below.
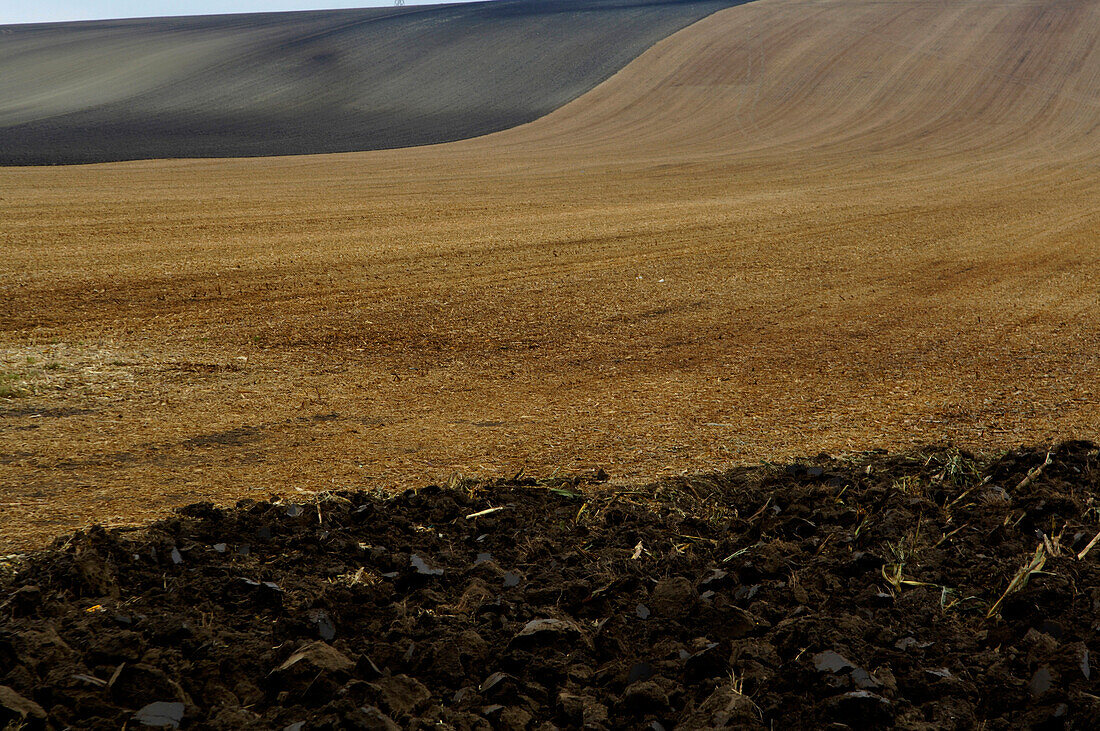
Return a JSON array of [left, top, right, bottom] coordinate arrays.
[[0, 371, 24, 398], [925, 448, 983, 488]]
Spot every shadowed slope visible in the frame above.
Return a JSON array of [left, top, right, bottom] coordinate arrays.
[[1, 0, 1098, 547], [0, 0, 736, 165]]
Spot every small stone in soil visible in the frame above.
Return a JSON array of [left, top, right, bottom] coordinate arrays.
[[636, 603, 651, 619], [851, 667, 882, 689], [503, 571, 520, 587], [734, 584, 759, 602], [894, 637, 932, 651], [308, 609, 336, 641], [813, 651, 855, 673], [132, 701, 185, 729], [1029, 667, 1053, 697], [410, 554, 444, 576], [700, 568, 728, 587]]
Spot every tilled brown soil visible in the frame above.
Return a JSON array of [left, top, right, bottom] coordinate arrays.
[[2, 442, 1100, 729], [4, 0, 1099, 551]]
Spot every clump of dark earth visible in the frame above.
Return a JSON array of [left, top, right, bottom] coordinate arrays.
[[3, 442, 1100, 729]]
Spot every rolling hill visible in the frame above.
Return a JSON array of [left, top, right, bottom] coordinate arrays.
[[0, 0, 1098, 548], [0, 0, 738, 164]]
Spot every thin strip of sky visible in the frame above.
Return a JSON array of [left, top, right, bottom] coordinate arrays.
[[2, 1, 470, 25]]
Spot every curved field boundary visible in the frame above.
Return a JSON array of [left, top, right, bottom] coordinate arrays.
[[0, 0, 741, 165]]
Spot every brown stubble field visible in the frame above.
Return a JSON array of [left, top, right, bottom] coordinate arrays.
[[2, 0, 1099, 549]]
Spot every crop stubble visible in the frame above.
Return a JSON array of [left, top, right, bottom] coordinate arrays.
[[1, 0, 1098, 549]]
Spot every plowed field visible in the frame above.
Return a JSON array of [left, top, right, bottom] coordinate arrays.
[[2, 0, 1098, 549], [3, 443, 1098, 728]]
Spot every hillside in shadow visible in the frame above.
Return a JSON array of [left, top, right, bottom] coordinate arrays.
[[0, 0, 738, 165]]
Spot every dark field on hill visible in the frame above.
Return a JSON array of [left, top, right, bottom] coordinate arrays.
[[0, 0, 736, 165], [2, 443, 1099, 728]]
